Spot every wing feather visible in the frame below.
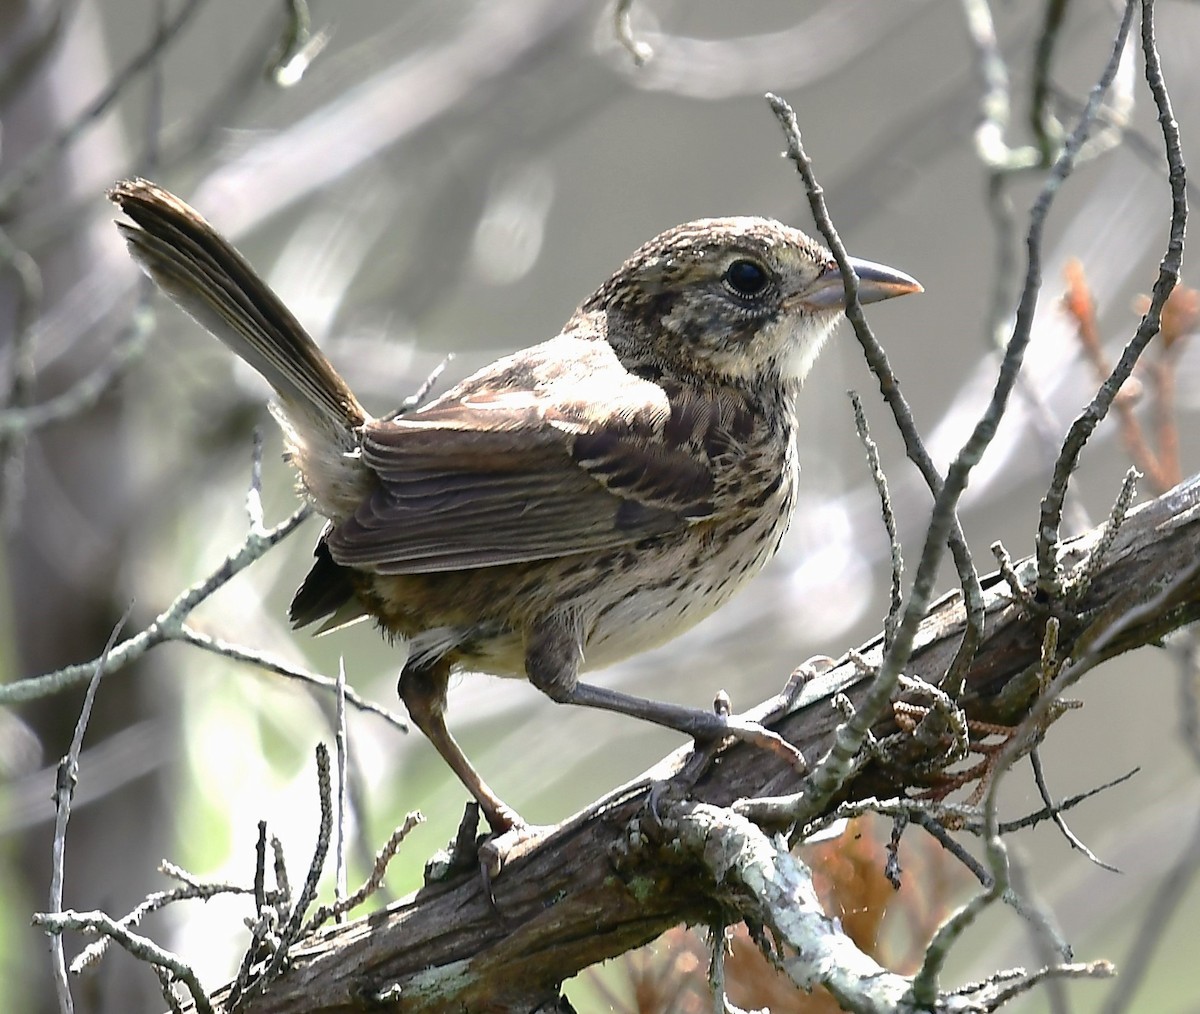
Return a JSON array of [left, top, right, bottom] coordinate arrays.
[[324, 334, 751, 574]]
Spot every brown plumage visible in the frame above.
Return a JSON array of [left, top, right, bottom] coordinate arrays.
[[109, 179, 920, 833]]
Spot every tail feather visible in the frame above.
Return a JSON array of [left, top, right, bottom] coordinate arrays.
[[110, 179, 367, 430], [290, 534, 365, 631], [109, 179, 372, 518]]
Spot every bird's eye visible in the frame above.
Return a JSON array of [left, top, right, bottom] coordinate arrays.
[[723, 259, 770, 299]]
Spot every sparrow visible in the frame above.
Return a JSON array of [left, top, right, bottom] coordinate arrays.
[[108, 179, 921, 834]]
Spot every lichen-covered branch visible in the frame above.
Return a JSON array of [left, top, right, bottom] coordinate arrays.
[[200, 473, 1200, 1014]]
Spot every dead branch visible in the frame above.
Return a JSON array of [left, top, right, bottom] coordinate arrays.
[[202, 473, 1200, 1013]]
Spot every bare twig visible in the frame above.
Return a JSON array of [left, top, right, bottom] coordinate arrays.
[[960, 0, 1042, 172], [34, 908, 215, 1014], [333, 659, 349, 920], [175, 627, 407, 730], [268, 0, 332, 87], [228, 824, 275, 1011], [1037, 0, 1186, 598], [764, 92, 1008, 828], [850, 391, 903, 654], [71, 863, 253, 972], [991, 540, 1035, 610], [302, 812, 423, 933], [766, 91, 986, 695], [613, 0, 653, 66], [1030, 749, 1118, 873], [1030, 0, 1070, 164], [155, 965, 187, 1014], [46, 606, 130, 1014], [254, 821, 268, 917], [0, 439, 406, 727], [909, 8, 1151, 997], [0, 502, 308, 703], [251, 744, 333, 994], [1073, 468, 1140, 598]]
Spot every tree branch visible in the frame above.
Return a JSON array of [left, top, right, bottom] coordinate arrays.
[[207, 473, 1200, 1013]]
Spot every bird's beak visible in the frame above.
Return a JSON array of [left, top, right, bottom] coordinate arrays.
[[790, 256, 923, 311]]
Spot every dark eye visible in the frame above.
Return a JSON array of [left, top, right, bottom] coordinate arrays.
[[723, 258, 770, 299]]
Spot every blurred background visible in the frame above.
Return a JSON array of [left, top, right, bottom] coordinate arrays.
[[3, 0, 1199, 1010]]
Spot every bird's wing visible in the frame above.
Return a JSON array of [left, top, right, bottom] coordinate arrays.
[[324, 334, 746, 574]]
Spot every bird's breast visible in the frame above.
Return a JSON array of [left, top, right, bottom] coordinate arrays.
[[579, 436, 799, 669]]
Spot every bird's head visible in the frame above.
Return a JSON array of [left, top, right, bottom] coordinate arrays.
[[585, 217, 921, 389]]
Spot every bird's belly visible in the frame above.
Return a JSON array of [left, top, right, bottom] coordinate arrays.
[[578, 506, 788, 671], [366, 481, 794, 679]]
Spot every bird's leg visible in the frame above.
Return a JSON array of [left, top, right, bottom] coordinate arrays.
[[398, 657, 524, 835], [525, 616, 805, 772]]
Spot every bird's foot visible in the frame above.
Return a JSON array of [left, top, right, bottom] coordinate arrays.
[[692, 689, 808, 775], [647, 690, 809, 827], [422, 800, 553, 916], [478, 819, 557, 916]]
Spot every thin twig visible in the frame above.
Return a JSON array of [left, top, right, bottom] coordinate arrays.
[[1030, 0, 1069, 163], [613, 0, 653, 66], [175, 627, 407, 731], [155, 965, 187, 1014], [960, 0, 1042, 171], [766, 91, 1032, 829], [302, 812, 423, 933], [991, 540, 1035, 609], [252, 744, 333, 993], [228, 823, 275, 1011], [272, 834, 291, 911], [1062, 261, 1170, 490], [334, 659, 349, 921], [1073, 468, 1140, 599], [254, 821, 268, 917], [1037, 0, 1186, 598], [906, 8, 1151, 979], [0, 420, 406, 730], [0, 503, 311, 704], [34, 909, 215, 1014], [999, 767, 1140, 834], [268, 0, 332, 88], [849, 391, 903, 653], [46, 606, 131, 1014], [71, 864, 253, 972], [765, 92, 985, 694], [1029, 749, 1118, 873]]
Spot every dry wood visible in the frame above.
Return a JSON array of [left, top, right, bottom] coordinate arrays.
[[212, 474, 1200, 1013]]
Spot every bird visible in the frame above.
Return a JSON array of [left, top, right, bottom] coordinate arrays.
[[108, 178, 921, 835]]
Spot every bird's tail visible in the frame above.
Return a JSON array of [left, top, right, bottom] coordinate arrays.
[[109, 179, 371, 518]]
